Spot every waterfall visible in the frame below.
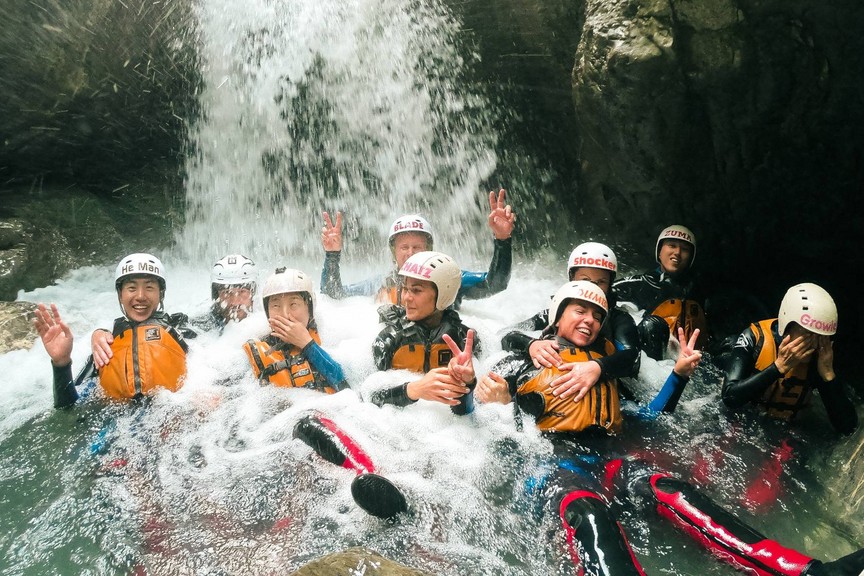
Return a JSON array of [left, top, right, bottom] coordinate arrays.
[[178, 0, 499, 267]]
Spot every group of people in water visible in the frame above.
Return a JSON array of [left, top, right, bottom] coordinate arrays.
[[32, 188, 863, 575]]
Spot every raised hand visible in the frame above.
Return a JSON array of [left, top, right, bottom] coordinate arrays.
[[673, 327, 703, 378], [321, 211, 343, 252], [487, 189, 515, 240], [406, 367, 471, 406], [442, 329, 475, 384], [475, 372, 511, 404], [33, 303, 73, 366], [270, 314, 313, 349]]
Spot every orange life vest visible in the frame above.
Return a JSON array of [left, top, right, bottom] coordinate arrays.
[[391, 341, 454, 373], [243, 330, 337, 393], [98, 316, 188, 399], [376, 285, 399, 306], [750, 319, 811, 420], [651, 298, 708, 348], [517, 340, 622, 434]]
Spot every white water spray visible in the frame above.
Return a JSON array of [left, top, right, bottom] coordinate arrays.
[[178, 0, 499, 266]]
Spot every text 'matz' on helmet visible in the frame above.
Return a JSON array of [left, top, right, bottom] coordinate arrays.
[[211, 254, 257, 298], [777, 282, 837, 336], [549, 280, 609, 330], [262, 268, 316, 319], [656, 224, 696, 265], [399, 251, 460, 311], [115, 253, 166, 291], [388, 215, 434, 248], [567, 242, 618, 282]]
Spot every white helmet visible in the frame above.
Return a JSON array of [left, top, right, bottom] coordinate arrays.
[[262, 268, 315, 319], [388, 215, 434, 248], [211, 254, 257, 286], [777, 283, 837, 336], [567, 242, 618, 282], [115, 253, 166, 290], [399, 251, 461, 311], [656, 224, 696, 265], [548, 280, 609, 330]]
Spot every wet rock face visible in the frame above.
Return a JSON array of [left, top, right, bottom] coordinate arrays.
[[289, 547, 433, 576], [0, 0, 199, 189], [0, 301, 37, 354]]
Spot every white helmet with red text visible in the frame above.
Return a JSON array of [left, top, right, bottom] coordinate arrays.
[[656, 225, 696, 265], [567, 242, 618, 283], [388, 215, 434, 249], [777, 283, 837, 336], [262, 267, 316, 319], [399, 251, 461, 311], [549, 280, 609, 330]]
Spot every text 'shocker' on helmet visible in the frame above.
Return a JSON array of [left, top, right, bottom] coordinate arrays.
[[262, 268, 316, 318], [399, 251, 460, 311], [656, 225, 696, 266], [567, 242, 618, 283], [388, 215, 434, 249], [115, 253, 166, 291], [549, 280, 609, 330], [777, 282, 837, 336], [211, 254, 257, 296]]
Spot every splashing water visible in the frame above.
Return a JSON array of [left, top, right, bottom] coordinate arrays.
[[177, 0, 498, 266]]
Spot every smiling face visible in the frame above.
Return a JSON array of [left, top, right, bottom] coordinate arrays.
[[555, 299, 604, 347], [119, 276, 162, 322], [569, 267, 613, 295], [658, 239, 693, 275], [267, 292, 310, 326], [215, 285, 253, 322], [400, 276, 438, 322], [391, 232, 431, 269]]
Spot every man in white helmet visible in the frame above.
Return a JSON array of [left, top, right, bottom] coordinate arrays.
[[319, 188, 515, 307], [242, 267, 347, 393], [501, 241, 640, 402], [613, 224, 708, 360], [33, 253, 194, 408], [722, 282, 857, 435], [367, 251, 478, 415], [476, 280, 863, 576], [193, 254, 258, 332]]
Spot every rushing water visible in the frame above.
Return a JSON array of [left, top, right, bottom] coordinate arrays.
[[2, 0, 863, 572]]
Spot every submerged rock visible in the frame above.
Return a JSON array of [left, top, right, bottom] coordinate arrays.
[[289, 547, 433, 576]]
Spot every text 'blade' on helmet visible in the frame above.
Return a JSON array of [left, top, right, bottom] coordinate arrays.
[[261, 267, 316, 318], [656, 224, 696, 265], [398, 251, 461, 311], [567, 242, 618, 282], [115, 253, 166, 290], [548, 280, 609, 330], [211, 254, 257, 289], [388, 215, 434, 248], [777, 282, 837, 336]]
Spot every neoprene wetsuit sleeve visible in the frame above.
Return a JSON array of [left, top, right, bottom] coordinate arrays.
[[638, 371, 689, 418], [370, 382, 416, 407], [721, 347, 780, 408], [53, 361, 79, 409], [320, 251, 345, 299], [815, 377, 858, 435], [500, 308, 549, 353], [458, 237, 512, 300], [594, 308, 640, 379], [303, 341, 348, 392]]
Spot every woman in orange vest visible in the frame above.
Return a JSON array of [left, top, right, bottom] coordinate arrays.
[[243, 267, 347, 394], [35, 253, 193, 408], [367, 250, 478, 415], [476, 280, 862, 576]]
